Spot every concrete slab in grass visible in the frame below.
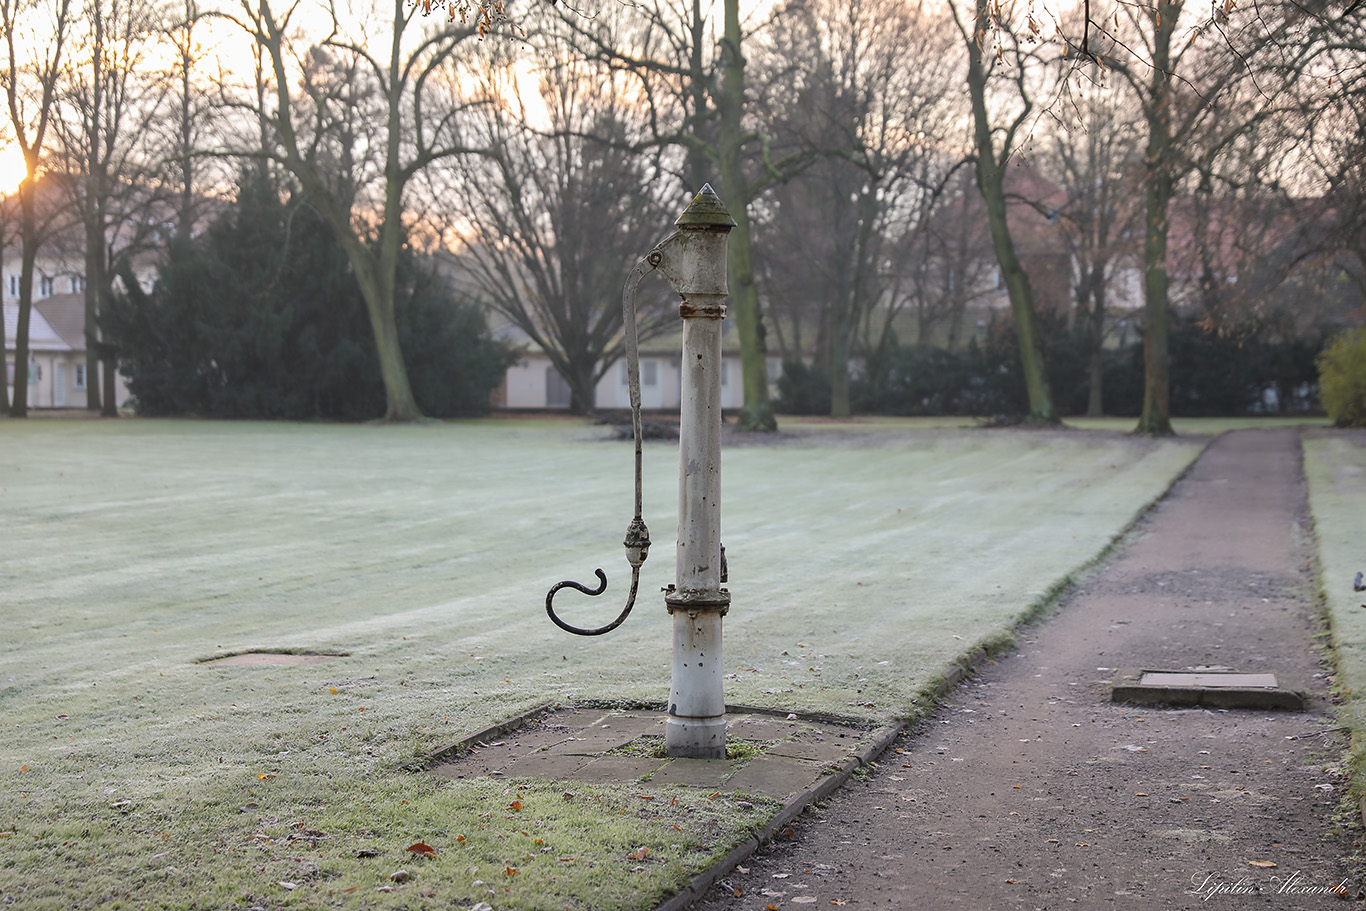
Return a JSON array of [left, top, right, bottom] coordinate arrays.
[[723, 756, 834, 800], [645, 758, 743, 788], [572, 755, 671, 783], [499, 751, 597, 779], [1110, 668, 1306, 710], [725, 715, 801, 741], [553, 711, 665, 755], [765, 737, 858, 763]]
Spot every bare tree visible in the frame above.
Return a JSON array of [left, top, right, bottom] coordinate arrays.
[[753, 0, 964, 418], [55, 0, 165, 415], [949, 0, 1058, 423], [2, 0, 74, 417], [1043, 80, 1143, 417], [553, 0, 808, 430], [889, 164, 997, 355], [1068, 0, 1335, 433], [449, 52, 677, 414], [223, 0, 490, 421]]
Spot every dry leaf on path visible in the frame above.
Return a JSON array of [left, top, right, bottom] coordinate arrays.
[[406, 843, 437, 857], [1248, 860, 1278, 868]]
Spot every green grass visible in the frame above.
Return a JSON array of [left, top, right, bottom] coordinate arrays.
[[0, 416, 1204, 909], [1304, 430, 1366, 783]]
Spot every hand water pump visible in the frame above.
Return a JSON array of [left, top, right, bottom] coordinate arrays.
[[544, 185, 736, 759]]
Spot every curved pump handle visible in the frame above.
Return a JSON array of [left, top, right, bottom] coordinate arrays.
[[544, 238, 680, 637]]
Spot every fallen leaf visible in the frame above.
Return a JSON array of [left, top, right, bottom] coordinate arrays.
[[637, 795, 655, 800], [767, 905, 778, 911], [772, 873, 790, 878], [505, 866, 518, 875], [406, 842, 437, 857], [456, 835, 466, 844], [508, 800, 523, 811], [793, 898, 818, 904], [627, 847, 650, 860], [1005, 879, 1021, 884], [342, 885, 360, 894], [1248, 860, 1277, 868], [831, 901, 848, 906], [357, 848, 380, 858], [257, 773, 276, 780], [1135, 792, 1148, 797], [278, 882, 298, 890]]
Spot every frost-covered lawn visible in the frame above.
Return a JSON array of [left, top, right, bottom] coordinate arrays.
[[1304, 430, 1366, 772], [0, 417, 1204, 910]]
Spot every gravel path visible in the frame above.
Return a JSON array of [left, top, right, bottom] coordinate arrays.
[[690, 428, 1362, 910]]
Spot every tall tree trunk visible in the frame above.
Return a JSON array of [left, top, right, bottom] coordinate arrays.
[[1135, 0, 1179, 436], [84, 178, 106, 412], [9, 176, 37, 417], [718, 0, 775, 431], [1, 299, 7, 413], [1086, 267, 1106, 417], [829, 187, 878, 419], [101, 350, 118, 415], [686, 0, 709, 190], [349, 245, 420, 422], [828, 286, 852, 418], [962, 0, 1057, 423]]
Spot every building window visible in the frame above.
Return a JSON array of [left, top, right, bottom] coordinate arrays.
[[39, 275, 54, 297], [75, 364, 87, 390], [720, 359, 728, 386], [642, 359, 658, 387], [70, 274, 86, 293], [7, 274, 17, 297]]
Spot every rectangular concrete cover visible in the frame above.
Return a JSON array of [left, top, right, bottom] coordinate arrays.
[[1140, 672, 1278, 688]]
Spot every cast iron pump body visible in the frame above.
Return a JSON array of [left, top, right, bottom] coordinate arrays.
[[544, 185, 735, 759]]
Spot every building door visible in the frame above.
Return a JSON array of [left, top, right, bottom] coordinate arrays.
[[545, 366, 572, 409], [53, 362, 66, 407]]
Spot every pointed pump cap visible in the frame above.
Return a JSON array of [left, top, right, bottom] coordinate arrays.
[[675, 183, 737, 229]]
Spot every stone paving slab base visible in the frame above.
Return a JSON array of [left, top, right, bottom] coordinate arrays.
[[1110, 667, 1306, 710], [414, 704, 901, 911]]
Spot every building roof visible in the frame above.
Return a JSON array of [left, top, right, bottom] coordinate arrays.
[[33, 294, 86, 350], [4, 301, 72, 353]]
